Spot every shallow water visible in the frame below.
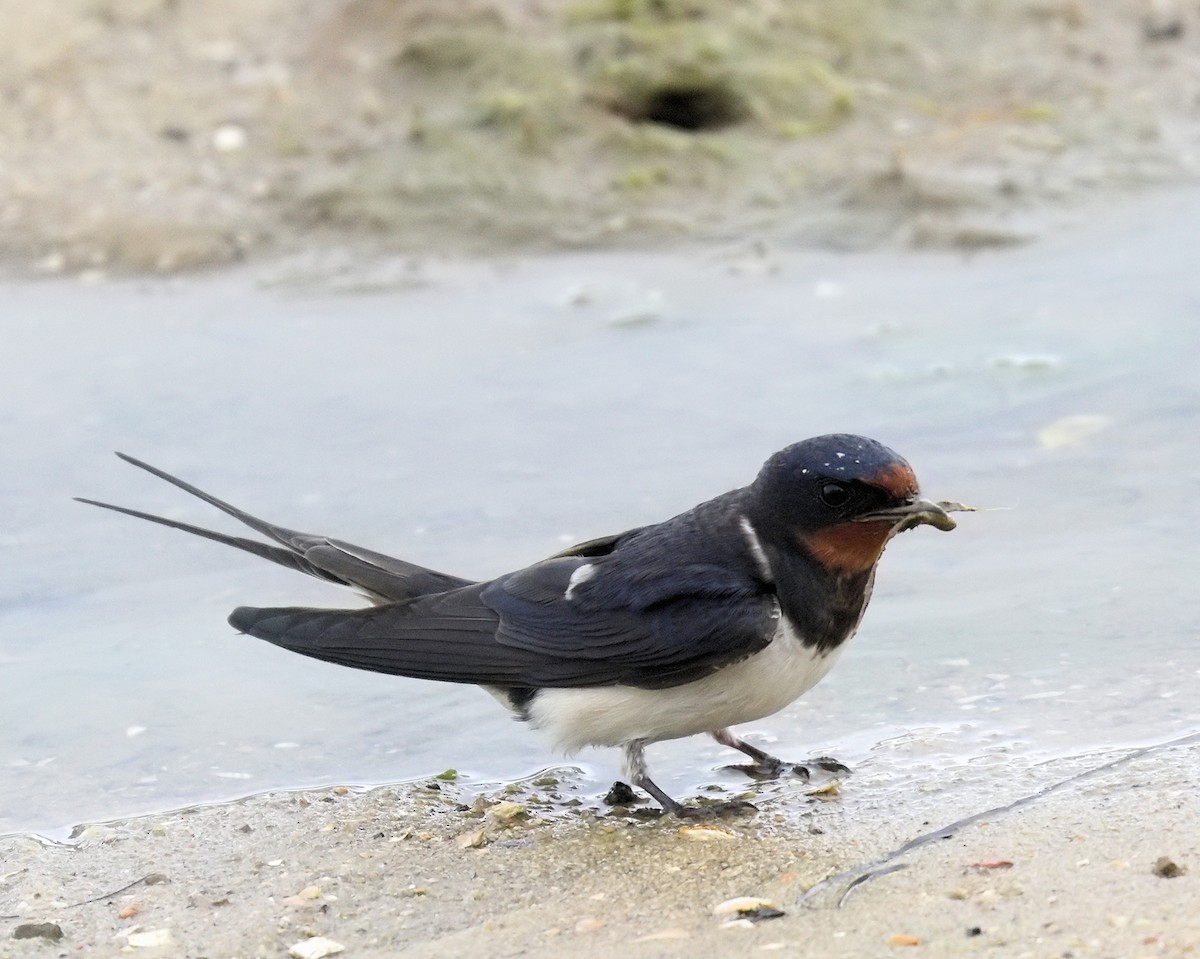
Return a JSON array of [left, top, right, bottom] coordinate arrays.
[[2, 191, 1197, 839]]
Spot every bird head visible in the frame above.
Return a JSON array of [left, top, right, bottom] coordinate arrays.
[[749, 434, 954, 575]]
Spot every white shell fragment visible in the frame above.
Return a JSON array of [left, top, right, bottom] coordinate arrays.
[[288, 937, 346, 959], [804, 779, 842, 797], [1036, 414, 1112, 449], [126, 928, 174, 948], [455, 827, 488, 849], [212, 123, 248, 152], [679, 823, 738, 841], [713, 896, 782, 918]]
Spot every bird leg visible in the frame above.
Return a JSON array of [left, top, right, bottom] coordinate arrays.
[[612, 740, 756, 818], [711, 727, 786, 776], [710, 728, 851, 780]]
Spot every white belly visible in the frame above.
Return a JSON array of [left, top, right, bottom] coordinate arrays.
[[526, 617, 846, 753]]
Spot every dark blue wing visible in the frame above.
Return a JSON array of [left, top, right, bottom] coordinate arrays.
[[231, 554, 778, 690], [482, 556, 777, 684]]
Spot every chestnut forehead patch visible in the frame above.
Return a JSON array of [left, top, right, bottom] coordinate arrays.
[[866, 461, 918, 500]]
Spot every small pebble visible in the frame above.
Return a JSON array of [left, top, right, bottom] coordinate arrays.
[[604, 782, 638, 805], [487, 801, 527, 823], [1152, 856, 1187, 878], [212, 123, 248, 152], [12, 923, 63, 942], [288, 937, 345, 959]]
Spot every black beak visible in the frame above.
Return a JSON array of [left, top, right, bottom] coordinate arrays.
[[854, 498, 957, 532]]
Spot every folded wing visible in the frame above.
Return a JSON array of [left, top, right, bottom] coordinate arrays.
[[231, 556, 778, 690]]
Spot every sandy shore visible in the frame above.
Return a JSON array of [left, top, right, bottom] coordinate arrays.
[[3, 738, 1195, 957]]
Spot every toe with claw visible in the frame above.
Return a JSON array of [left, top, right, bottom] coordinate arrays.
[[711, 729, 852, 782]]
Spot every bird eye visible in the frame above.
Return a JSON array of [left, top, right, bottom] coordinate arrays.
[[820, 482, 851, 507]]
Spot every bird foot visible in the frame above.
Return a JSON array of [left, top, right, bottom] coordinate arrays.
[[721, 756, 851, 781], [602, 781, 758, 818], [794, 756, 852, 779], [720, 759, 787, 779], [673, 799, 758, 819]]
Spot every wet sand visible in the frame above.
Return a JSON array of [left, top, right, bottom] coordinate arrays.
[[3, 739, 1196, 957]]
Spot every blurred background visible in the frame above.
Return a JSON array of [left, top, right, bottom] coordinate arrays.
[[3, 0, 1199, 271], [1, 1, 1197, 838]]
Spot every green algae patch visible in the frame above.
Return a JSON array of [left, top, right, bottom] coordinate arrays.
[[566, 0, 868, 135]]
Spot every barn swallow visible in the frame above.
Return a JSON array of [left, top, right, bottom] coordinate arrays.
[[77, 434, 958, 817]]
